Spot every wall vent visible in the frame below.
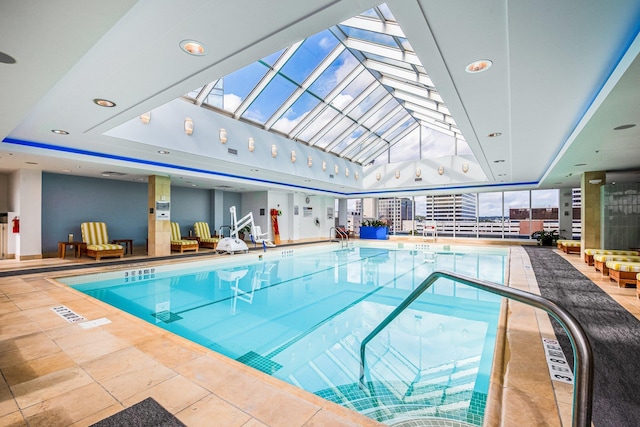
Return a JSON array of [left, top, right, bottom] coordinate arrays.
[[227, 148, 238, 155]]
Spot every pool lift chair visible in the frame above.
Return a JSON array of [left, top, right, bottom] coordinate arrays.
[[250, 225, 276, 250], [216, 206, 259, 254]]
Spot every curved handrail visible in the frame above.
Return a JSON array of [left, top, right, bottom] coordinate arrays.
[[358, 270, 593, 427], [329, 226, 349, 247]]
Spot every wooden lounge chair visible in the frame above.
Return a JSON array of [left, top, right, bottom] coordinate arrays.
[[605, 261, 640, 288], [193, 222, 219, 249], [80, 222, 124, 260], [593, 254, 640, 275], [170, 222, 198, 253], [557, 240, 580, 254], [584, 248, 640, 266]]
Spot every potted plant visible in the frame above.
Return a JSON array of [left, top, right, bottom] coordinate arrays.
[[360, 219, 389, 240], [238, 224, 251, 240], [531, 229, 559, 246]]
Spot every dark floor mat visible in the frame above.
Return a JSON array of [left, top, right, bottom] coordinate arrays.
[[90, 397, 186, 427]]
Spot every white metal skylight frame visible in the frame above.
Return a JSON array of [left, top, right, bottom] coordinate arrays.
[[183, 3, 470, 166]]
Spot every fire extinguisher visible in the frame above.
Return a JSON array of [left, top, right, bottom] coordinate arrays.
[[12, 216, 19, 234]]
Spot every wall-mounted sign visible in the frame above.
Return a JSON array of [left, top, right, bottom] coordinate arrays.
[[156, 201, 170, 220]]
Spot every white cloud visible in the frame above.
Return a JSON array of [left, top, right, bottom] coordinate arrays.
[[223, 93, 242, 112]]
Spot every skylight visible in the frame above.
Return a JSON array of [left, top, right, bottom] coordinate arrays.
[[184, 3, 469, 166]]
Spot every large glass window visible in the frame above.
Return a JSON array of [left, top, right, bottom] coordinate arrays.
[[478, 192, 503, 238], [531, 189, 559, 234], [503, 191, 530, 238]]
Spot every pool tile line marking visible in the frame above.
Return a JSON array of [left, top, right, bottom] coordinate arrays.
[[51, 305, 86, 323], [79, 317, 112, 329], [542, 337, 574, 384]]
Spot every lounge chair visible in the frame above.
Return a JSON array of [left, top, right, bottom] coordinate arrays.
[[593, 254, 640, 275], [557, 239, 580, 254], [605, 261, 640, 288], [193, 221, 220, 249], [80, 222, 124, 260], [584, 248, 640, 266], [170, 222, 198, 253]]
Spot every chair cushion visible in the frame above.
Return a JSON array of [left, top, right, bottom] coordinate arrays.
[[194, 222, 212, 239], [605, 261, 640, 272], [81, 222, 110, 245], [87, 244, 123, 251], [172, 240, 197, 246], [561, 241, 581, 247], [585, 249, 639, 256], [170, 222, 182, 241], [199, 237, 219, 243], [594, 254, 640, 263]]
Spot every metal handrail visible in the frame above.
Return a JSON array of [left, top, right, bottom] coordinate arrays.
[[329, 226, 349, 248], [358, 270, 593, 427]]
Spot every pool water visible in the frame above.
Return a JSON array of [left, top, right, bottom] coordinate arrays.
[[62, 243, 506, 425]]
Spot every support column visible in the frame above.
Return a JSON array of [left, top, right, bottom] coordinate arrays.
[[9, 169, 42, 260], [338, 198, 348, 229], [148, 175, 171, 257], [581, 171, 605, 253]]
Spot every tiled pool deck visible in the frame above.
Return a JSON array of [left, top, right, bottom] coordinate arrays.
[[1, 242, 636, 426]]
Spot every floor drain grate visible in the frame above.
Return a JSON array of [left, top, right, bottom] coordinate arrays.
[[151, 311, 183, 323], [236, 351, 282, 374]]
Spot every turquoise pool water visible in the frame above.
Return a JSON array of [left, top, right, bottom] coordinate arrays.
[[61, 243, 506, 425]]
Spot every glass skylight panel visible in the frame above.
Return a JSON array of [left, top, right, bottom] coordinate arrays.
[[330, 70, 375, 109], [363, 52, 415, 71], [313, 115, 356, 149], [241, 74, 298, 124], [271, 91, 321, 134], [261, 48, 285, 66], [280, 30, 338, 83], [390, 128, 420, 163], [377, 3, 396, 21], [421, 128, 456, 158], [375, 109, 407, 136], [347, 86, 387, 121], [308, 50, 358, 98], [295, 106, 340, 143], [219, 61, 269, 113], [338, 25, 399, 48], [186, 86, 204, 100], [361, 98, 397, 130]]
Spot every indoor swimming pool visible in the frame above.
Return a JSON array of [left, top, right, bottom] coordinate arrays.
[[60, 243, 507, 425]]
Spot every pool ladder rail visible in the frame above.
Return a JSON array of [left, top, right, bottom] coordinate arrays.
[[330, 226, 349, 248], [358, 270, 594, 427]]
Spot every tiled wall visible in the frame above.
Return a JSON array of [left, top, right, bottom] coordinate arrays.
[[602, 183, 640, 250]]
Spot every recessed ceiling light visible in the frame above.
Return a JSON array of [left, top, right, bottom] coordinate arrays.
[[51, 129, 69, 135], [157, 150, 170, 154], [180, 40, 206, 56], [93, 98, 116, 107], [465, 59, 493, 73], [493, 159, 505, 163], [613, 124, 636, 130], [488, 132, 502, 137]]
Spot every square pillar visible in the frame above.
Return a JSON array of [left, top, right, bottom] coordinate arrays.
[[148, 175, 171, 257], [580, 171, 605, 253]]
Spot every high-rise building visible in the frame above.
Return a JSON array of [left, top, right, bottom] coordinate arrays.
[[424, 194, 477, 222]]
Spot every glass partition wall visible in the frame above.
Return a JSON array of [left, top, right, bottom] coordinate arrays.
[[342, 189, 579, 240]]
